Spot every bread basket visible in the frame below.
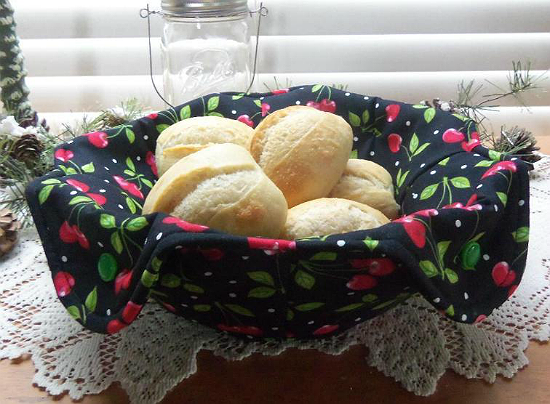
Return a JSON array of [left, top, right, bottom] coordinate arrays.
[[26, 85, 530, 339]]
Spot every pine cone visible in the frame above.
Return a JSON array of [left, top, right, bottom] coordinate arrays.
[[495, 127, 541, 166], [10, 133, 44, 164], [420, 98, 460, 113], [0, 208, 20, 256]]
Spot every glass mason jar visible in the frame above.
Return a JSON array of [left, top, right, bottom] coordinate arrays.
[[160, 0, 253, 106]]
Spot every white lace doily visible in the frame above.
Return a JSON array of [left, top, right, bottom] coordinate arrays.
[[1, 156, 549, 404]]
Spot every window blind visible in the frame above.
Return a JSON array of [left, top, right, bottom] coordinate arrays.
[[11, 0, 550, 135]]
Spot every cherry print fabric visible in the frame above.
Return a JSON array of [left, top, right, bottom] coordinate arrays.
[[26, 85, 530, 340]]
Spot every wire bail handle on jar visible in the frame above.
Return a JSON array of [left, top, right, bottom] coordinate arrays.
[[140, 2, 268, 109]]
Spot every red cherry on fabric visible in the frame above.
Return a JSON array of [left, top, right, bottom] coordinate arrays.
[[53, 271, 75, 297], [319, 99, 337, 113], [271, 89, 289, 95], [247, 237, 296, 252], [87, 193, 107, 205], [199, 248, 225, 261], [162, 302, 176, 313], [388, 133, 402, 153], [113, 175, 129, 189], [461, 139, 481, 152], [395, 217, 426, 248], [366, 258, 396, 277], [145, 151, 158, 177], [217, 324, 264, 336], [442, 129, 465, 143], [87, 131, 109, 148], [508, 284, 518, 297], [72, 225, 90, 249], [146, 112, 158, 120], [54, 149, 74, 162], [162, 216, 208, 232], [59, 221, 78, 243], [107, 319, 127, 334], [66, 179, 90, 192], [346, 274, 378, 290], [385, 104, 401, 122], [114, 269, 133, 295], [306, 101, 320, 109], [126, 183, 144, 199], [122, 301, 143, 323], [261, 103, 271, 117], [474, 314, 487, 323], [312, 324, 340, 336], [481, 161, 517, 180], [237, 115, 254, 128], [492, 261, 516, 287]]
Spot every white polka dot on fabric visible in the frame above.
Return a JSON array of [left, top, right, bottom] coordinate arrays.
[[156, 232, 163, 240], [369, 151, 375, 156], [70, 190, 77, 195], [511, 157, 518, 161], [455, 220, 462, 228], [204, 272, 212, 277], [420, 163, 426, 168], [61, 256, 68, 262], [434, 130, 439, 135], [364, 96, 369, 100], [104, 179, 110, 183], [295, 101, 301, 105], [345, 92, 350, 96], [473, 153, 480, 157], [353, 136, 358, 141], [355, 317, 362, 322], [476, 184, 483, 189], [190, 296, 198, 300], [104, 167, 110, 171], [229, 280, 237, 284], [112, 158, 118, 164], [461, 165, 467, 169], [464, 292, 469, 300], [229, 293, 236, 298], [412, 193, 418, 199], [118, 204, 124, 209], [433, 297, 441, 303], [518, 200, 525, 206], [232, 110, 237, 114], [106, 309, 111, 315], [375, 103, 380, 108], [461, 314, 467, 321], [494, 205, 498, 212], [98, 242, 104, 247], [144, 135, 149, 140], [483, 254, 490, 261], [406, 121, 411, 126], [136, 156, 141, 161], [99, 189, 106, 193], [260, 97, 264, 100], [272, 327, 279, 331], [347, 292, 355, 296], [430, 170, 437, 175], [337, 240, 346, 247], [308, 320, 314, 325], [268, 308, 275, 313]]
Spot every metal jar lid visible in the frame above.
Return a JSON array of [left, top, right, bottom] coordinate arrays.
[[161, 0, 249, 18]]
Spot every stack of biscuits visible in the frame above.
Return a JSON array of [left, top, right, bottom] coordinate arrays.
[[143, 106, 400, 239]]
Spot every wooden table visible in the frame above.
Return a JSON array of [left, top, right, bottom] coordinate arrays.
[[1, 136, 548, 404]]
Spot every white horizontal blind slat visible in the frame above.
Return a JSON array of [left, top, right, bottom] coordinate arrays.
[[12, 0, 550, 38], [19, 34, 550, 77], [25, 71, 550, 111]]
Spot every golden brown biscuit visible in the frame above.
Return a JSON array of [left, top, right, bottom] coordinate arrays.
[[329, 159, 400, 219], [155, 116, 254, 176], [250, 106, 353, 208], [143, 144, 287, 238], [281, 197, 390, 239]]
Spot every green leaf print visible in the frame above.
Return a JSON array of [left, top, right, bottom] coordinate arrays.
[[183, 283, 204, 293], [450, 177, 470, 188], [364, 238, 379, 251], [127, 217, 148, 231], [69, 196, 93, 205], [98, 253, 118, 282], [335, 303, 365, 312], [311, 84, 323, 92], [286, 309, 294, 320], [475, 160, 493, 167], [396, 169, 409, 188], [126, 128, 135, 144], [452, 113, 469, 121], [180, 105, 191, 120], [111, 232, 123, 254], [126, 157, 136, 172], [248, 287, 276, 298], [193, 304, 211, 312], [247, 271, 275, 286], [295, 302, 325, 311], [67, 306, 81, 320], [424, 108, 436, 123], [156, 124, 169, 133], [141, 270, 158, 287], [444, 268, 459, 284], [310, 252, 337, 261], [420, 183, 439, 200], [38, 185, 54, 204], [207, 96, 220, 111], [232, 94, 245, 100], [362, 294, 378, 303], [512, 227, 529, 243], [295, 270, 315, 290], [225, 304, 255, 317], [445, 305, 455, 316], [254, 99, 262, 108], [412, 142, 430, 157], [496, 192, 508, 207], [82, 162, 95, 173], [438, 157, 450, 166], [100, 214, 116, 229], [208, 112, 224, 117], [348, 112, 361, 127], [126, 197, 137, 214], [489, 150, 502, 161], [409, 133, 419, 154], [420, 260, 438, 278], [161, 274, 181, 288], [41, 179, 62, 185], [412, 104, 428, 109], [350, 149, 358, 159], [85, 287, 98, 312], [437, 241, 451, 262], [362, 109, 370, 124]]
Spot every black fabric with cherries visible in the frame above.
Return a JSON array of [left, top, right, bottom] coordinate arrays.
[[26, 85, 530, 340]]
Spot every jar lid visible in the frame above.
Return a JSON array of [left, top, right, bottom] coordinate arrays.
[[161, 0, 249, 18]]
